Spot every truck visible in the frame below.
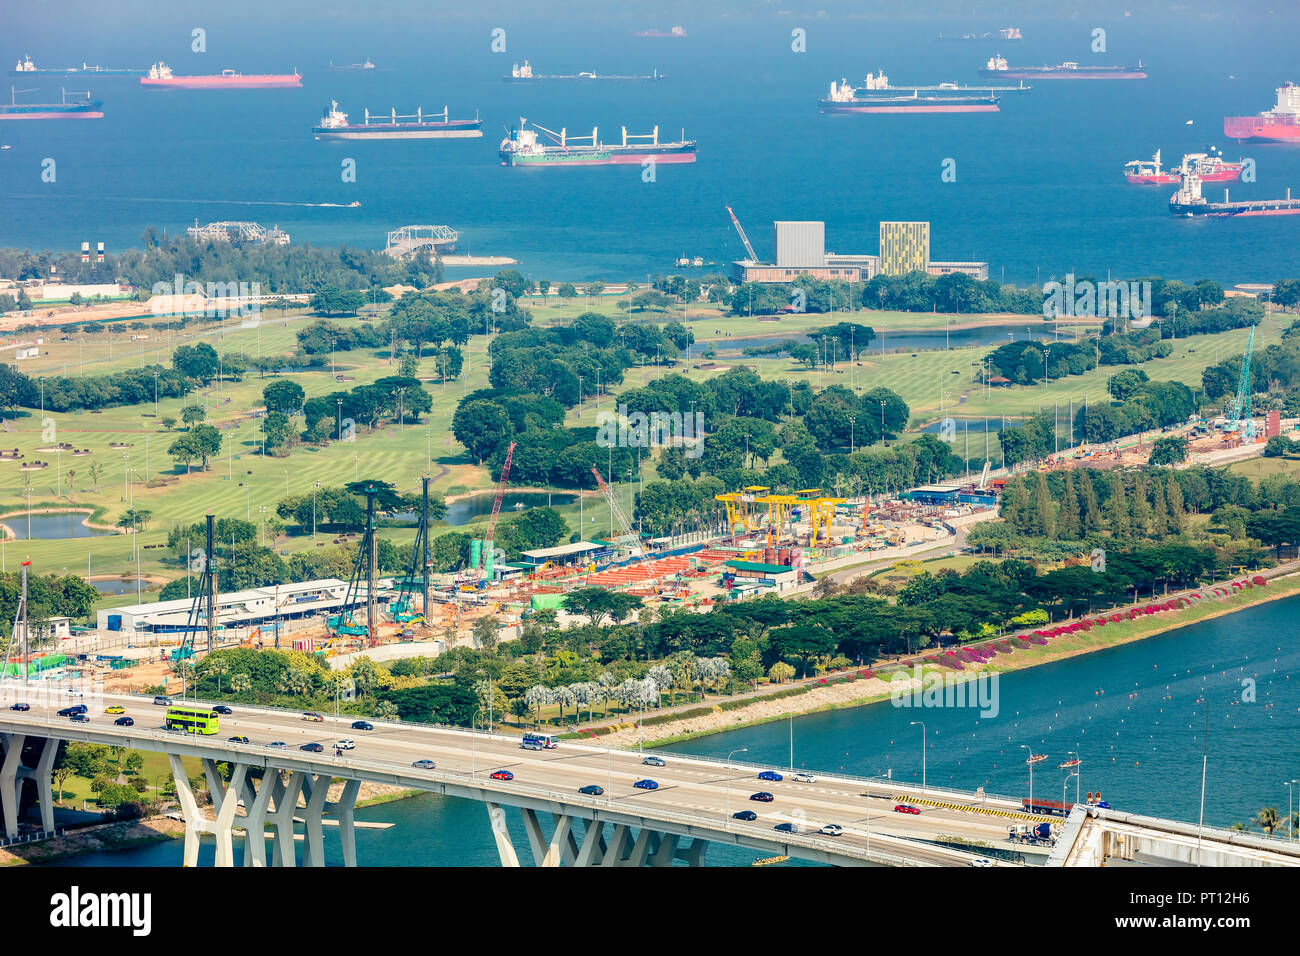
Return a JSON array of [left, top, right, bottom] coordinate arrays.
[[1008, 822, 1055, 844], [1022, 797, 1072, 817]]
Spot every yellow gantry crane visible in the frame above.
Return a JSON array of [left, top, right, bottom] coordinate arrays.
[[795, 488, 845, 548]]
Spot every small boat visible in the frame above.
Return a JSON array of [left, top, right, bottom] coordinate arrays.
[[1058, 758, 1081, 769], [1025, 752, 1048, 765], [751, 855, 789, 866]]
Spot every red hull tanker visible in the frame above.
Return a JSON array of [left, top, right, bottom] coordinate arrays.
[[140, 62, 301, 89], [1124, 149, 1243, 184], [1224, 82, 1300, 143]]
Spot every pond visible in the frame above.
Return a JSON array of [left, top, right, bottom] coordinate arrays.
[[1, 512, 117, 540], [91, 577, 140, 595]]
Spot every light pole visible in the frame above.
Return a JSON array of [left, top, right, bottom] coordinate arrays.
[[725, 747, 748, 817], [1286, 780, 1298, 842], [1021, 745, 1034, 810], [1068, 750, 1081, 805], [910, 721, 926, 791], [788, 711, 795, 773]]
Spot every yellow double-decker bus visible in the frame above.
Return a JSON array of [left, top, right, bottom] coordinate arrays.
[[165, 706, 220, 735]]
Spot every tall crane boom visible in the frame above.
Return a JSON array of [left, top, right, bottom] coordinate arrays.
[[590, 466, 643, 557], [725, 205, 758, 263], [1230, 325, 1255, 440], [482, 441, 517, 581]]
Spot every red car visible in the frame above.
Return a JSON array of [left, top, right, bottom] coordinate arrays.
[[894, 804, 921, 815], [490, 770, 514, 781]]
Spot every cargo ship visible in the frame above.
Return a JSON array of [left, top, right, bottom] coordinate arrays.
[[505, 61, 662, 82], [11, 55, 145, 77], [632, 26, 687, 38], [327, 59, 375, 71], [1124, 148, 1244, 184], [824, 70, 1030, 98], [312, 100, 482, 139], [1, 87, 103, 120], [499, 120, 696, 166], [820, 79, 998, 113], [1169, 173, 1300, 217], [937, 27, 1023, 41], [140, 62, 302, 89], [979, 54, 1147, 79], [1224, 82, 1300, 143]]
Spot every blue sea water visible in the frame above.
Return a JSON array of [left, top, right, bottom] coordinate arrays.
[[4, 4, 1300, 285]]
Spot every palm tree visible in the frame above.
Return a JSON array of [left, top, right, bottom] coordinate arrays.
[[1254, 806, 1281, 836]]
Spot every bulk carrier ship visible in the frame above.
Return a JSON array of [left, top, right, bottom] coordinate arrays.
[[505, 61, 663, 82], [1, 87, 103, 120], [1224, 82, 1300, 142], [11, 55, 144, 77], [1123, 148, 1244, 184], [819, 70, 1027, 112], [979, 54, 1147, 79], [1169, 173, 1300, 217], [140, 62, 302, 89], [820, 77, 999, 113], [499, 120, 696, 166], [312, 101, 482, 139]]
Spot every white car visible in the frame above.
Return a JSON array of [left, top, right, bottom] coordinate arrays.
[[819, 824, 844, 836], [967, 857, 995, 867], [791, 772, 816, 783], [335, 739, 355, 750], [66, 689, 84, 697]]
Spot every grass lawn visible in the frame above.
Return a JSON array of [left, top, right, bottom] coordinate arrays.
[[3, 295, 1280, 592]]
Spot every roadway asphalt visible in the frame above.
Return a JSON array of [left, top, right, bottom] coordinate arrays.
[[0, 685, 1043, 865]]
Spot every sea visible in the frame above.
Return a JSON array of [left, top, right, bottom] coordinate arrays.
[[4, 4, 1300, 287], [51, 586, 1300, 867]]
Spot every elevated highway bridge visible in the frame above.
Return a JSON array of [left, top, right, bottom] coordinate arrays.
[[2, 686, 1296, 868]]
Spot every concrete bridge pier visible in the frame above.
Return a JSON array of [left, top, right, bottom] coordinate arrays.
[[0, 732, 57, 839], [299, 774, 360, 867], [487, 804, 709, 867], [170, 755, 250, 867]]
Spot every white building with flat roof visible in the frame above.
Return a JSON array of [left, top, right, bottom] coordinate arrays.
[[96, 578, 369, 635]]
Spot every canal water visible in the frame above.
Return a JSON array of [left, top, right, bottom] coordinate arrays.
[[441, 492, 577, 526], [48, 594, 1300, 866]]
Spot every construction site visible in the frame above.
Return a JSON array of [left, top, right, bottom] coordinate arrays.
[[5, 432, 998, 691]]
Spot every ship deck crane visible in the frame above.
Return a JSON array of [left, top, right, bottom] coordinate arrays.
[[481, 442, 517, 585], [725, 205, 759, 263]]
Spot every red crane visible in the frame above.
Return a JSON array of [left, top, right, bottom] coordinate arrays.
[[482, 441, 516, 582]]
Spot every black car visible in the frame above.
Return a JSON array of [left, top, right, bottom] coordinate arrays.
[[300, 742, 324, 753], [774, 822, 801, 834], [351, 720, 374, 731], [732, 810, 758, 821], [578, 785, 605, 796], [56, 705, 87, 717], [114, 716, 135, 726], [213, 705, 233, 715], [70, 712, 91, 723], [9, 703, 29, 711], [750, 791, 775, 802]]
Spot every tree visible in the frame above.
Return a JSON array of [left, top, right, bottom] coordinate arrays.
[[768, 624, 836, 677], [173, 343, 219, 382], [1148, 435, 1188, 466], [472, 615, 501, 652], [263, 379, 305, 416], [768, 661, 796, 684], [181, 405, 206, 427], [452, 399, 513, 464]]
